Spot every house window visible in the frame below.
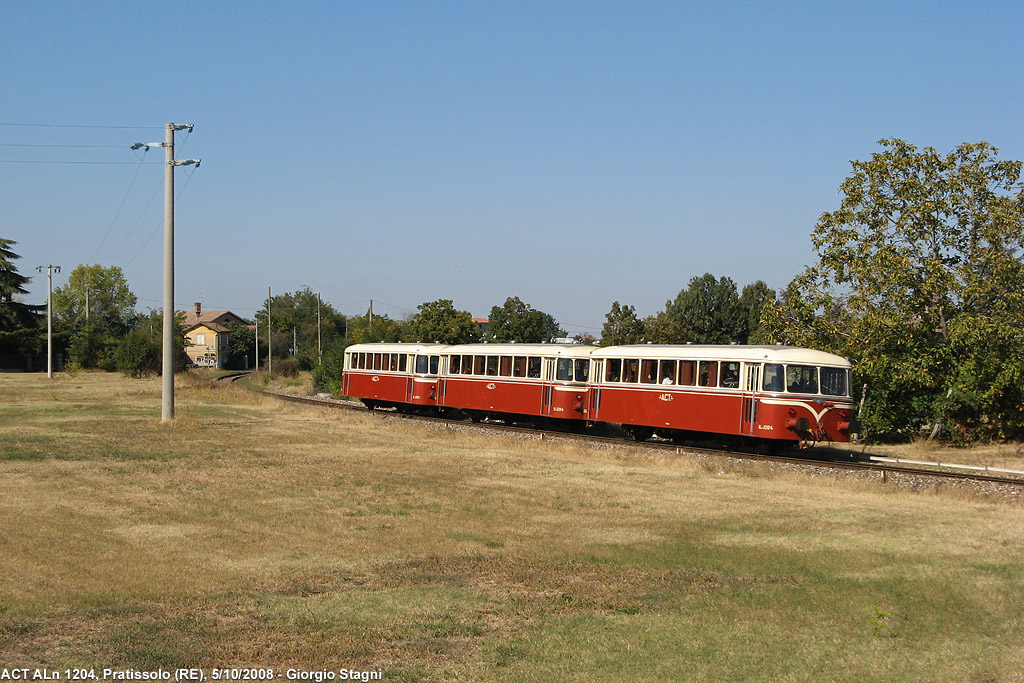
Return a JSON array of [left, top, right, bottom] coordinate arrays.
[[196, 333, 206, 346]]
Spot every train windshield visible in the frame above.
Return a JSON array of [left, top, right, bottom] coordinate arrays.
[[414, 355, 441, 375], [762, 363, 850, 396], [556, 358, 589, 382]]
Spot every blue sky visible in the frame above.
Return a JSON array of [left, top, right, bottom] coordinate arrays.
[[3, 0, 1022, 336]]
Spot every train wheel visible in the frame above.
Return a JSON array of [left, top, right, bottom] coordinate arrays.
[[361, 399, 377, 411], [467, 411, 484, 423], [625, 426, 654, 442]]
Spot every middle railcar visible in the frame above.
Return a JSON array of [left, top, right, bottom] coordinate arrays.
[[437, 343, 596, 424]]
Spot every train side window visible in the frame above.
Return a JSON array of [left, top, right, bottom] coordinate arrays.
[[640, 359, 658, 384], [513, 356, 527, 378], [786, 365, 819, 394], [500, 356, 512, 377], [763, 363, 784, 392], [820, 367, 848, 396], [574, 359, 588, 382], [606, 359, 622, 382], [373, 354, 382, 370], [679, 360, 695, 385], [415, 355, 429, 374], [721, 362, 740, 388], [659, 360, 677, 385], [400, 355, 408, 372], [698, 361, 718, 387], [462, 355, 473, 374], [556, 358, 573, 381], [486, 356, 499, 376], [527, 357, 542, 378], [473, 356, 485, 375], [448, 355, 460, 374], [392, 354, 400, 371], [624, 359, 639, 383], [429, 356, 439, 374]]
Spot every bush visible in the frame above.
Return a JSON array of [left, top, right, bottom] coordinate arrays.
[[115, 329, 161, 378], [274, 357, 299, 378]]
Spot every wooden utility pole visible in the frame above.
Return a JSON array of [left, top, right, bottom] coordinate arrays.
[[36, 264, 60, 378]]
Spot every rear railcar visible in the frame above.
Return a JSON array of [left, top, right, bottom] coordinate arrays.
[[342, 343, 448, 412]]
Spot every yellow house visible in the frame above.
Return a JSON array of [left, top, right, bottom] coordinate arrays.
[[180, 303, 248, 369]]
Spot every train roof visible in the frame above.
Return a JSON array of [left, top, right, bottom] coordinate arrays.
[[591, 344, 851, 367], [345, 342, 450, 354], [441, 343, 598, 358]]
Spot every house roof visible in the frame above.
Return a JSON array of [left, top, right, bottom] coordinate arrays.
[[179, 309, 247, 329], [184, 321, 230, 334]]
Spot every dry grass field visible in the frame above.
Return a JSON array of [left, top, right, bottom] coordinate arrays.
[[1, 371, 1023, 681]]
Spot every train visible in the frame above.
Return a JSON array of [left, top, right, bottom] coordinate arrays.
[[341, 342, 858, 448]]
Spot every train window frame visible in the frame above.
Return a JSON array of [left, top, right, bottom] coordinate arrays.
[[486, 356, 499, 376], [499, 356, 512, 377], [556, 358, 573, 382], [624, 359, 639, 383], [640, 359, 658, 384], [527, 356, 542, 378], [762, 363, 784, 392], [574, 359, 588, 382], [659, 359, 677, 385], [820, 367, 848, 396], [679, 360, 695, 386], [373, 354, 382, 371], [786, 365, 819, 394], [720, 361, 740, 388], [605, 358, 622, 382], [513, 356, 527, 378], [473, 356, 485, 375], [698, 360, 718, 387], [447, 355, 460, 375], [429, 355, 439, 374], [415, 355, 430, 374]]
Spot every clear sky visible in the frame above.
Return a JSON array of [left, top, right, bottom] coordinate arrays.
[[3, 0, 1022, 336]]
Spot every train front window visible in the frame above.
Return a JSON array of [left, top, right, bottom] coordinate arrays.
[[762, 363, 784, 392], [556, 358, 573, 381], [429, 356, 439, 374], [415, 355, 430, 374], [786, 365, 819, 394], [574, 359, 588, 382], [820, 367, 848, 396]]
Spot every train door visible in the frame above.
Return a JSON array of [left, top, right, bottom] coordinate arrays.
[[741, 363, 760, 435], [541, 358, 555, 415], [590, 359, 603, 420]]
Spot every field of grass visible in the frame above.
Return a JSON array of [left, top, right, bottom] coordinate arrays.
[[1, 371, 1023, 681]]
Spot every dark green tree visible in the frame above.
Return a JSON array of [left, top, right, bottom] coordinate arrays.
[[764, 139, 1024, 441], [406, 299, 480, 344], [345, 312, 406, 343], [115, 328, 161, 378], [0, 238, 43, 357], [255, 286, 346, 364], [52, 264, 137, 335], [650, 274, 745, 344], [224, 321, 256, 370], [600, 301, 644, 346], [487, 296, 560, 343], [739, 280, 776, 344]]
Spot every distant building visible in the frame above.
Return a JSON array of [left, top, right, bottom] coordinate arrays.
[[180, 303, 248, 369], [472, 317, 489, 337]]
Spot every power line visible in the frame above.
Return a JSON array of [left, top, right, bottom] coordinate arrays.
[[0, 143, 132, 148], [0, 159, 162, 165], [0, 122, 160, 129]]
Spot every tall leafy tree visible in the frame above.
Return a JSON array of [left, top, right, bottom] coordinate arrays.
[[406, 299, 480, 344], [739, 280, 776, 344], [649, 273, 745, 344], [255, 286, 345, 363], [487, 296, 561, 343], [52, 264, 137, 333], [764, 139, 1024, 441], [600, 301, 645, 346]]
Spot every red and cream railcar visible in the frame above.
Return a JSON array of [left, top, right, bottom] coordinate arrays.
[[343, 343, 448, 411], [589, 345, 856, 444], [437, 343, 596, 424]]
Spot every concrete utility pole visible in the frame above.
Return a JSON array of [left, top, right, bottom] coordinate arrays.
[[317, 292, 322, 364], [255, 317, 259, 371], [133, 123, 200, 422], [36, 264, 60, 378]]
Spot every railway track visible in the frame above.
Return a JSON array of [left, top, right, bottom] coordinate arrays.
[[257, 388, 1024, 497]]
